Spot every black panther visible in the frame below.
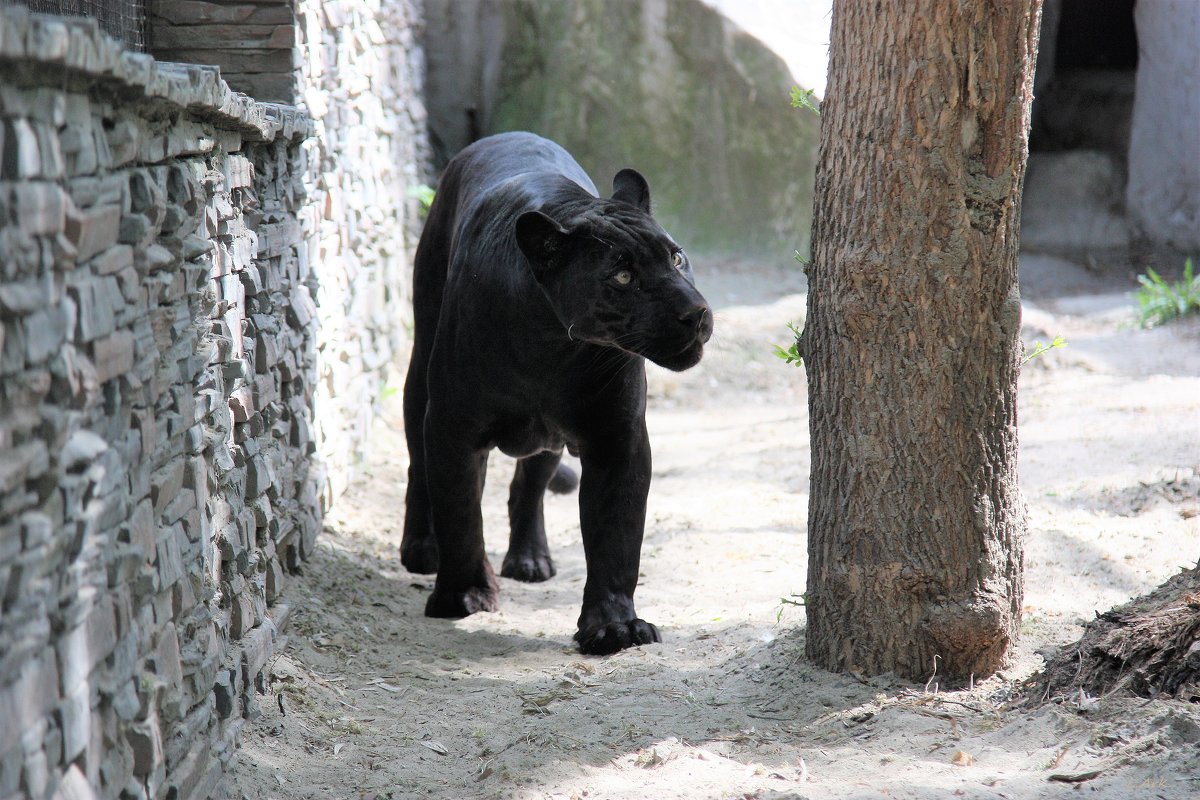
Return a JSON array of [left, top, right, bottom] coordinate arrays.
[[400, 132, 712, 655]]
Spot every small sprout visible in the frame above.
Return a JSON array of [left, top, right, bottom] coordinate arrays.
[[407, 183, 436, 214], [790, 85, 821, 115], [1022, 334, 1066, 364], [774, 321, 804, 367], [775, 592, 807, 623]]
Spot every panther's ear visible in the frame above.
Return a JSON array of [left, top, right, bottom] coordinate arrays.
[[612, 168, 651, 213], [515, 211, 570, 277]]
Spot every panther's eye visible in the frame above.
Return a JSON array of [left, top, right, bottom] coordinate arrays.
[[672, 251, 685, 270], [613, 270, 633, 286]]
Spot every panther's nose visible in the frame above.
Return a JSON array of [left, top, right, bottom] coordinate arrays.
[[679, 304, 709, 334]]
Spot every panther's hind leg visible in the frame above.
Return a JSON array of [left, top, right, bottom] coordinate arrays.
[[400, 351, 438, 574], [501, 449, 563, 582], [424, 419, 499, 617], [401, 213, 451, 575]]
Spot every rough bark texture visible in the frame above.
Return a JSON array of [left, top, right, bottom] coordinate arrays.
[[1035, 566, 1200, 701], [803, 1, 1042, 682]]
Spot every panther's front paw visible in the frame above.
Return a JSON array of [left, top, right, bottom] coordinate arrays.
[[500, 552, 556, 582], [400, 536, 438, 575], [574, 619, 660, 655], [425, 582, 500, 617]]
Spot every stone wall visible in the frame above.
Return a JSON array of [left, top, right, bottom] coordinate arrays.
[[0, 7, 320, 799], [149, 0, 430, 497], [147, 0, 298, 103], [293, 0, 428, 496]]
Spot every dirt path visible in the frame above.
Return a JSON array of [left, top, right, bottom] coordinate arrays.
[[232, 255, 1200, 800]]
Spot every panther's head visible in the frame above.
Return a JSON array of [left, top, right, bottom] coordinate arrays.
[[515, 169, 713, 372]]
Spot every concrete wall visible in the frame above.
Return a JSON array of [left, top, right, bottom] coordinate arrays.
[[0, 8, 320, 799], [1126, 0, 1200, 254]]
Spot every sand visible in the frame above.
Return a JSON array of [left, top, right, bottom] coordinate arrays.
[[231, 253, 1200, 800]]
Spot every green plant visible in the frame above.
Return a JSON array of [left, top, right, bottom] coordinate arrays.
[[1134, 258, 1200, 328], [790, 85, 820, 115], [775, 592, 807, 623], [407, 183, 436, 214], [1022, 334, 1066, 364], [773, 321, 803, 367]]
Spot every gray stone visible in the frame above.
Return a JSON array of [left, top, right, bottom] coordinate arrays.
[[0, 651, 60, 755], [14, 182, 66, 235], [150, 458, 186, 517], [21, 747, 49, 800], [139, 244, 176, 275], [126, 716, 162, 778], [1, 118, 40, 180], [64, 204, 121, 262], [240, 622, 274, 688], [60, 119, 100, 178], [23, 306, 68, 365], [0, 276, 52, 316], [149, 624, 183, 691], [58, 431, 108, 474], [154, 524, 186, 589], [91, 329, 134, 383], [111, 678, 141, 721], [0, 441, 50, 493], [118, 213, 154, 246], [27, 15, 70, 63], [105, 118, 141, 168], [286, 286, 316, 328], [212, 669, 235, 719], [68, 279, 117, 342], [60, 683, 93, 763], [60, 429, 108, 472], [51, 765, 99, 800], [91, 245, 134, 276]]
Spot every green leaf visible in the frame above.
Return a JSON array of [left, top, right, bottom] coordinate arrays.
[[789, 85, 820, 115], [1023, 335, 1068, 364], [1133, 259, 1200, 328], [407, 183, 436, 212]]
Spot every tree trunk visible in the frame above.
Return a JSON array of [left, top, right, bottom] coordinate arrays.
[[803, 1, 1042, 682], [1034, 566, 1200, 702]]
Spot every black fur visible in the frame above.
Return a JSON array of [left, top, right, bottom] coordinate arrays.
[[401, 132, 712, 654]]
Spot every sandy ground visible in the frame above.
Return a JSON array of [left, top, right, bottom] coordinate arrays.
[[231, 253, 1200, 800]]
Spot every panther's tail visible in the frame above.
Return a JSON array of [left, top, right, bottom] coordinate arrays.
[[547, 463, 579, 494]]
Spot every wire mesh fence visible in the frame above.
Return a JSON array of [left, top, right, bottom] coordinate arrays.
[[3, 0, 146, 51]]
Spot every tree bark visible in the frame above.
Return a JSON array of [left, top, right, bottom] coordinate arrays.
[[803, 0, 1042, 682], [1034, 566, 1200, 702]]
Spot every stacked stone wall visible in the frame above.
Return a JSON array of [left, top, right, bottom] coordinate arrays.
[[147, 0, 298, 103], [294, 0, 428, 497], [148, 0, 431, 498], [0, 7, 320, 799]]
